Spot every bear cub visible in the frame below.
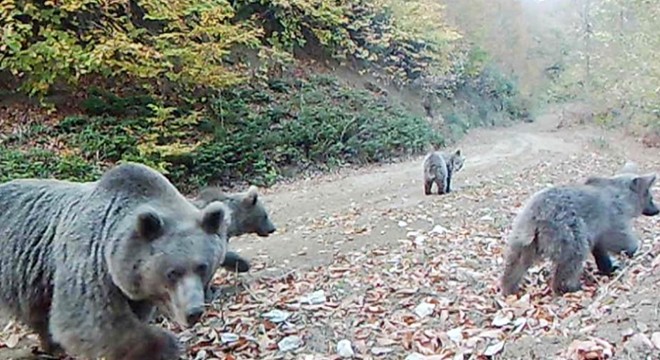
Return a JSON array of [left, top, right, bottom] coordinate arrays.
[[500, 167, 658, 296], [423, 148, 465, 195]]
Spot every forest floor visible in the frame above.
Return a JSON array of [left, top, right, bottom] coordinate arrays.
[[1, 103, 659, 359]]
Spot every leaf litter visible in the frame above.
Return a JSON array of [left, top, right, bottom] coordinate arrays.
[[159, 153, 659, 359], [1, 146, 659, 360], [126, 153, 646, 359]]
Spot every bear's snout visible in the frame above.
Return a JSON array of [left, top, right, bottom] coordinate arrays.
[[185, 307, 204, 325], [257, 222, 276, 237], [170, 274, 206, 327], [642, 203, 659, 216], [624, 245, 639, 258]]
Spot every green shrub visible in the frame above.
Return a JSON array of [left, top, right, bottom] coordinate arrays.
[[184, 75, 444, 189], [1, 75, 444, 192], [0, 149, 102, 183], [81, 88, 157, 117]]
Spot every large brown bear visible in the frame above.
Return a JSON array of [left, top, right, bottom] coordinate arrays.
[[0, 162, 230, 360]]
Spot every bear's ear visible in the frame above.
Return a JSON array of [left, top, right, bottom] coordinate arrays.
[[136, 210, 164, 241], [585, 176, 610, 187], [243, 185, 259, 207], [584, 176, 598, 185], [632, 173, 657, 193], [201, 201, 228, 234]]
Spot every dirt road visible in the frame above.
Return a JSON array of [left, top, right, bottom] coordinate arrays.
[[225, 104, 660, 359], [231, 106, 587, 271], [2, 104, 659, 359]]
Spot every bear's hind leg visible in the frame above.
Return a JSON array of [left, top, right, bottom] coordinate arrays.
[[436, 178, 446, 195], [550, 242, 588, 295], [424, 179, 433, 195], [31, 319, 64, 356], [500, 244, 537, 296]]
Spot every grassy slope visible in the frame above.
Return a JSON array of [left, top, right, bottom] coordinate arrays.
[[0, 63, 530, 193]]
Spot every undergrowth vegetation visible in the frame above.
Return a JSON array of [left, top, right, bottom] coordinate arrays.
[[1, 75, 450, 190], [0, 0, 531, 190]]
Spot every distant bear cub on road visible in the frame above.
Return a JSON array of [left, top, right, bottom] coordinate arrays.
[[423, 148, 465, 195], [500, 169, 659, 296]]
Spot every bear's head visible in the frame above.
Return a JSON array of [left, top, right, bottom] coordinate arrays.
[[194, 185, 276, 238], [585, 173, 659, 218], [233, 185, 276, 237], [449, 148, 465, 173], [585, 172, 659, 257], [106, 200, 230, 327]]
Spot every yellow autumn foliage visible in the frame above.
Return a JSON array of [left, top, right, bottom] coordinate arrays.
[[0, 0, 463, 98]]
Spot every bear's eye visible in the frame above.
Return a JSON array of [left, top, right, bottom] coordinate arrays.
[[195, 263, 209, 276], [166, 268, 184, 283]]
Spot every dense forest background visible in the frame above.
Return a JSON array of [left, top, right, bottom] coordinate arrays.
[[1, 0, 658, 192]]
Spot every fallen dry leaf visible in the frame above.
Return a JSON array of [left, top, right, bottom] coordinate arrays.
[[483, 340, 505, 356], [4, 333, 21, 348], [560, 337, 615, 360]]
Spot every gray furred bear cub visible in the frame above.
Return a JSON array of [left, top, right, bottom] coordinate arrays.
[[192, 186, 276, 299], [500, 169, 659, 296], [423, 149, 465, 195], [193, 185, 276, 241], [0, 162, 230, 360], [192, 185, 276, 273]]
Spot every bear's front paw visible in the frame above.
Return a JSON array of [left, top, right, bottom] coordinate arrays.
[[155, 329, 182, 360], [609, 258, 621, 273], [552, 281, 582, 295], [233, 257, 251, 273], [36, 337, 65, 357], [221, 251, 251, 273], [124, 327, 182, 360]]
